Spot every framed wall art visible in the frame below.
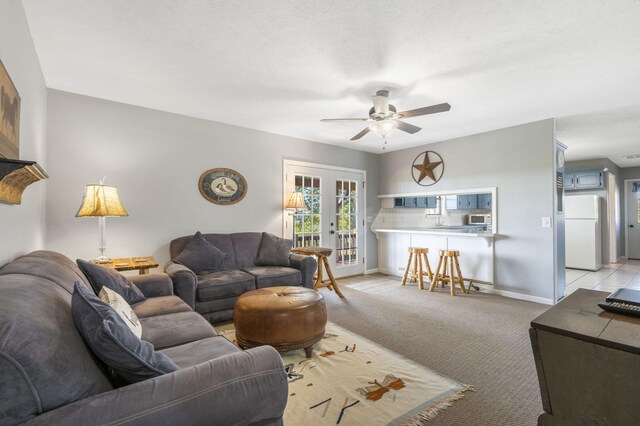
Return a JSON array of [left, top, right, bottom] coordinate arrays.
[[198, 168, 248, 205], [0, 60, 21, 159], [411, 151, 444, 186]]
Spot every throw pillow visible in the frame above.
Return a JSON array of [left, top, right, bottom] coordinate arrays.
[[255, 232, 293, 267], [72, 283, 178, 383], [99, 286, 142, 338], [77, 259, 146, 304], [173, 231, 227, 274]]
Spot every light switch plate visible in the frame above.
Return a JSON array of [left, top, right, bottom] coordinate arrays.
[[542, 217, 552, 228]]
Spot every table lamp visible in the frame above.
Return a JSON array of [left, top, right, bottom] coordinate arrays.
[[286, 191, 308, 212], [286, 191, 309, 245], [76, 181, 128, 263]]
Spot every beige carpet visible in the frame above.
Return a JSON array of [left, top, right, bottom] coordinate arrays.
[[320, 274, 549, 426], [220, 322, 471, 425]]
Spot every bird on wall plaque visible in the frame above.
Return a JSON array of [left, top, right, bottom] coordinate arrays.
[[411, 151, 444, 186]]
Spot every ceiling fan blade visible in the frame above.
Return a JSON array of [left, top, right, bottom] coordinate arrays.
[[320, 118, 370, 122], [392, 119, 422, 134], [398, 103, 451, 119], [350, 127, 371, 141]]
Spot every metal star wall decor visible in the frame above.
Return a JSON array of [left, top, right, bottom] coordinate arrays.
[[411, 151, 444, 186]]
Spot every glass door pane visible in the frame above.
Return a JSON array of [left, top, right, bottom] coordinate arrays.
[[293, 174, 321, 248], [335, 179, 359, 268]]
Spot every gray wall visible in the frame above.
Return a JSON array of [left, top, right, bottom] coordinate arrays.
[[0, 1, 47, 266], [45, 90, 379, 269], [379, 119, 557, 300]]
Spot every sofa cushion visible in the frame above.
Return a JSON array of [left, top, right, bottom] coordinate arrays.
[[159, 336, 241, 368], [72, 284, 178, 384], [173, 231, 227, 274], [132, 295, 193, 319], [196, 269, 255, 301], [140, 311, 218, 349], [0, 276, 112, 425], [99, 287, 142, 338], [77, 259, 146, 304], [170, 233, 238, 270], [0, 250, 92, 295], [242, 266, 302, 289], [255, 232, 293, 267], [230, 232, 262, 268]]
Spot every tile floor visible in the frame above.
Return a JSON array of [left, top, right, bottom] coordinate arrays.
[[565, 259, 640, 296]]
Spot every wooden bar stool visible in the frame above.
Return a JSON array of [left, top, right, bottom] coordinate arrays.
[[401, 247, 433, 290], [430, 250, 466, 296]]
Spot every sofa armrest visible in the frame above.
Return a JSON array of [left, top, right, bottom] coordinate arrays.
[[290, 254, 317, 289], [24, 346, 288, 426], [129, 273, 173, 298], [164, 261, 197, 309]]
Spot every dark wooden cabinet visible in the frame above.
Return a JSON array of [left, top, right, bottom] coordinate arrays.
[[530, 289, 640, 425]]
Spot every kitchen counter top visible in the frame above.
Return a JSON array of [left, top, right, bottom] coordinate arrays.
[[371, 227, 496, 238]]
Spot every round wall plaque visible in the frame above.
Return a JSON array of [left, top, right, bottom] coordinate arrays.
[[411, 151, 444, 186], [198, 168, 248, 205]]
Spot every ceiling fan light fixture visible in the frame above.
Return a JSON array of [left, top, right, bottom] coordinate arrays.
[[369, 120, 397, 137]]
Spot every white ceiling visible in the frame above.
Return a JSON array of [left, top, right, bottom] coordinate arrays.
[[21, 0, 640, 166]]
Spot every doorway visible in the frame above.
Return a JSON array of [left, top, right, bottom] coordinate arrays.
[[626, 179, 640, 260], [283, 160, 366, 278], [608, 173, 618, 263]]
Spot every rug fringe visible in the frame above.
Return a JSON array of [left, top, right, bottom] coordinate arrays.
[[400, 385, 475, 425]]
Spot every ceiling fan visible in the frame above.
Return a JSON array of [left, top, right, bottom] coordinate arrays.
[[321, 90, 451, 141]]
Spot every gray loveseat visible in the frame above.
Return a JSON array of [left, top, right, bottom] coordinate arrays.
[[0, 250, 288, 425], [165, 232, 317, 323]]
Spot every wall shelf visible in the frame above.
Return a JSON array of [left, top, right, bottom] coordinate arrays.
[[0, 158, 48, 205]]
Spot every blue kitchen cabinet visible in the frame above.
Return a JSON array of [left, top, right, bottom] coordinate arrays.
[[477, 193, 492, 209], [564, 173, 575, 189], [426, 196, 437, 208], [574, 171, 603, 189], [457, 194, 478, 210], [564, 171, 603, 190], [403, 197, 417, 207], [416, 197, 427, 208]]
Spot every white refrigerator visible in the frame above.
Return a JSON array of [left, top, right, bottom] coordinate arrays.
[[565, 195, 602, 271]]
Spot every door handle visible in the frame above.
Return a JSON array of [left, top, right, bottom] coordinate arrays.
[[631, 225, 635, 228], [330, 230, 336, 234]]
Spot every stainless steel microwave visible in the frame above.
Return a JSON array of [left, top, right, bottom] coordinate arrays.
[[468, 214, 491, 225]]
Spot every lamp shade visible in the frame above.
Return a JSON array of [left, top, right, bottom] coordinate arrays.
[[286, 191, 308, 210], [76, 184, 128, 217]]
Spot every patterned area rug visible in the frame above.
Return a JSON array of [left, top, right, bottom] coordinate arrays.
[[218, 322, 473, 425]]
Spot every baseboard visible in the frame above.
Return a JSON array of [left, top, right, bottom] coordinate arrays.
[[377, 267, 401, 276], [617, 256, 628, 263], [365, 268, 379, 274], [490, 288, 554, 305]]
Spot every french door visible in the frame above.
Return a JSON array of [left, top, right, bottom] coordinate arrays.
[[284, 161, 365, 278]]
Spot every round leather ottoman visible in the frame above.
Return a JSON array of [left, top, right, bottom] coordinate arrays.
[[233, 286, 327, 358]]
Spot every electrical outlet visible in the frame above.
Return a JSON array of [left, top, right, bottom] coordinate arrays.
[[542, 217, 552, 228], [367, 216, 374, 223]]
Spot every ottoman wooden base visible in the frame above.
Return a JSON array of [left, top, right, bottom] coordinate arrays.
[[233, 286, 327, 358]]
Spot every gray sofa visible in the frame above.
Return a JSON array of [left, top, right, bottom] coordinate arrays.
[[166, 232, 317, 323], [0, 250, 288, 425]]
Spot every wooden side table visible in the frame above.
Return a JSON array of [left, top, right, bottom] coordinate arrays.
[[291, 247, 345, 298], [92, 257, 159, 275]]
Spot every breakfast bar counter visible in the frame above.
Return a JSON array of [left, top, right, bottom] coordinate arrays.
[[375, 229, 495, 285], [372, 227, 495, 238]]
